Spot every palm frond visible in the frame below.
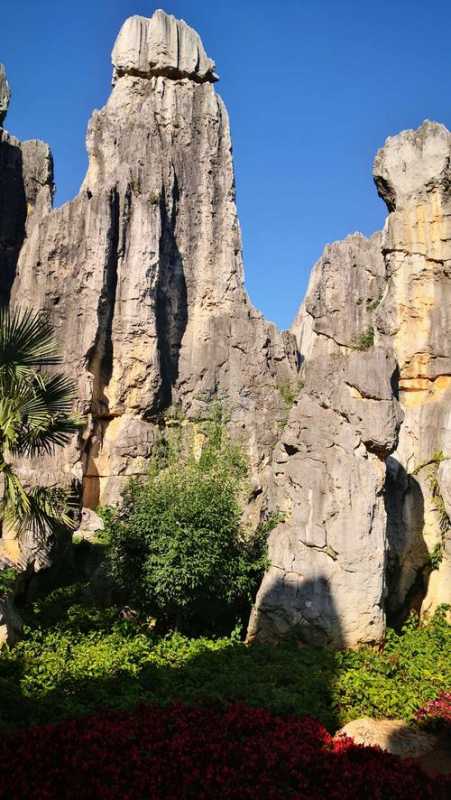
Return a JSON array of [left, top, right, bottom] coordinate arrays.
[[0, 462, 31, 521], [0, 397, 22, 448], [3, 482, 76, 538], [30, 373, 76, 417], [11, 415, 82, 458], [0, 307, 62, 379]]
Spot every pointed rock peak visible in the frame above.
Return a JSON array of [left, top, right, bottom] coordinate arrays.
[[0, 64, 11, 127], [112, 8, 218, 83], [373, 120, 451, 212]]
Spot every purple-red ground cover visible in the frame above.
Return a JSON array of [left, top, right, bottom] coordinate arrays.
[[0, 703, 449, 799], [416, 692, 451, 727]]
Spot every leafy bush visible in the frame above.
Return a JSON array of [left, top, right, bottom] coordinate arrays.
[[0, 567, 17, 595], [103, 417, 269, 633], [0, 702, 449, 800], [335, 607, 451, 721], [0, 592, 449, 732], [416, 691, 451, 729], [353, 326, 375, 350]]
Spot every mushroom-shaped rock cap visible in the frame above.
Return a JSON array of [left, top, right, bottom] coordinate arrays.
[[373, 120, 451, 212], [0, 64, 11, 126], [112, 9, 218, 83]]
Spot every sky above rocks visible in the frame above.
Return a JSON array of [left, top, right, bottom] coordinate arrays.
[[3, 0, 451, 328]]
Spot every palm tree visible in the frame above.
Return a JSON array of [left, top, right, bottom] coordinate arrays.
[[0, 307, 81, 539]]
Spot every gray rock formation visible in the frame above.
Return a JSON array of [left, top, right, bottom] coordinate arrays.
[[248, 234, 402, 647], [0, 64, 53, 303], [112, 10, 218, 82], [0, 64, 10, 126], [2, 11, 451, 649], [374, 121, 451, 621], [11, 9, 297, 514]]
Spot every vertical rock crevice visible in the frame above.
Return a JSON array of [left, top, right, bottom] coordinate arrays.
[[153, 173, 188, 414]]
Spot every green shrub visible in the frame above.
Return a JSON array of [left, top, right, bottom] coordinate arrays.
[[335, 607, 451, 722], [353, 326, 374, 350], [0, 567, 17, 595], [278, 379, 304, 408], [0, 600, 449, 733], [102, 417, 268, 633]]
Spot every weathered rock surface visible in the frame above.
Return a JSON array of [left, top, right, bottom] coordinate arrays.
[[374, 121, 451, 621], [11, 10, 297, 512], [3, 12, 451, 649], [0, 64, 53, 303], [248, 234, 402, 647], [0, 64, 10, 126], [336, 718, 439, 759], [112, 10, 218, 83]]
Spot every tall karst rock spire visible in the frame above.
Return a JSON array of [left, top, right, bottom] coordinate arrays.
[[248, 233, 402, 647], [0, 64, 53, 305], [3, 11, 450, 648], [11, 9, 297, 510], [0, 64, 11, 126], [374, 122, 451, 621]]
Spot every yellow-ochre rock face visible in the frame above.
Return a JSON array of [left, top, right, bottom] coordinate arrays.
[[374, 120, 451, 620]]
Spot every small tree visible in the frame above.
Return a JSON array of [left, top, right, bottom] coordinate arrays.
[[104, 414, 268, 633], [0, 307, 80, 539]]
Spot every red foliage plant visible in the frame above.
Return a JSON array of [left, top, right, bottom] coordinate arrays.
[[416, 692, 451, 727], [0, 703, 449, 799]]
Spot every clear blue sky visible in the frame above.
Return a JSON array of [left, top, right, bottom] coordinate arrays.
[[3, 1, 451, 328]]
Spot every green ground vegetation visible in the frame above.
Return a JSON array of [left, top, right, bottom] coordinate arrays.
[[0, 585, 449, 733]]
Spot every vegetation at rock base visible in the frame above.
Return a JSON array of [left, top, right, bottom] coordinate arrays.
[[0, 307, 80, 538], [101, 413, 270, 635], [0, 586, 449, 733]]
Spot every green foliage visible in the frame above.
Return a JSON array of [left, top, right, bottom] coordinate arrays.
[[103, 415, 267, 633], [353, 326, 374, 350], [0, 567, 17, 595], [0, 307, 81, 536], [411, 454, 449, 565], [335, 607, 451, 722], [429, 542, 444, 571], [0, 596, 449, 733], [412, 450, 447, 476], [278, 379, 304, 408]]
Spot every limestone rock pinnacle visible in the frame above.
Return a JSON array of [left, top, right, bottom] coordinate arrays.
[[112, 9, 218, 83], [373, 120, 451, 622], [0, 64, 11, 126]]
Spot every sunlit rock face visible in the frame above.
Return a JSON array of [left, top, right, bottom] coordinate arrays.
[[248, 234, 402, 647], [0, 64, 53, 304], [374, 121, 451, 621], [0, 64, 10, 126], [4, 11, 451, 648], [11, 10, 297, 509], [112, 10, 218, 82]]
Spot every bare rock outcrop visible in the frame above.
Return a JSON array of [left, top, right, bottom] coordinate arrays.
[[0, 64, 10, 126], [374, 121, 451, 621], [335, 718, 439, 759], [112, 10, 218, 83], [0, 64, 53, 303], [248, 234, 402, 647], [3, 14, 451, 649], [11, 10, 297, 512]]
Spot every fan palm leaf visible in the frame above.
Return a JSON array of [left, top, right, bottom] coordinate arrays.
[[0, 306, 83, 537]]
